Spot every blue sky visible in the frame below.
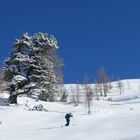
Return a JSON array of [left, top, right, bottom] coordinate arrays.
[[0, 0, 140, 83]]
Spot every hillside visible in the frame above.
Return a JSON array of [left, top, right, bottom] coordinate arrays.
[[0, 79, 140, 140]]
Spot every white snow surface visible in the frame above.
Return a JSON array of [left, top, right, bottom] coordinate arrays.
[[0, 79, 140, 140], [12, 75, 27, 84]]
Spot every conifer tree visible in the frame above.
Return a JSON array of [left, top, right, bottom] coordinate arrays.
[[3, 33, 31, 103], [3, 32, 60, 103]]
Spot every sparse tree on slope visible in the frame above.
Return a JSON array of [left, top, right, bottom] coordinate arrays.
[[117, 77, 123, 95], [96, 67, 109, 97], [83, 73, 93, 114]]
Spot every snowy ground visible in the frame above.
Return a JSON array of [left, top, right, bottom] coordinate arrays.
[[0, 79, 140, 140]]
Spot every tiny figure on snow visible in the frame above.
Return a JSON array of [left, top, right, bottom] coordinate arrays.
[[65, 113, 73, 126]]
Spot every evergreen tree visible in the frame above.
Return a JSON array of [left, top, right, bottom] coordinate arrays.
[[3, 32, 60, 104], [0, 70, 5, 92], [3, 33, 31, 103]]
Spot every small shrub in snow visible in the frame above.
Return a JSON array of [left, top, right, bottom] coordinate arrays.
[[107, 97, 112, 101], [32, 104, 48, 112], [130, 107, 133, 111]]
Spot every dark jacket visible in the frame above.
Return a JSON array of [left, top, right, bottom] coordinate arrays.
[[65, 113, 73, 120]]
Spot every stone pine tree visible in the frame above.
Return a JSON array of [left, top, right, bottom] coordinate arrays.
[[25, 33, 58, 102], [3, 33, 31, 103], [3, 32, 60, 104], [0, 70, 5, 92]]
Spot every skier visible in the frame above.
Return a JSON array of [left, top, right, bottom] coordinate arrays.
[[65, 113, 73, 126]]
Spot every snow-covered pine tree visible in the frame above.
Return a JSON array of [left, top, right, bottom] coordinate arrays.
[[26, 33, 58, 102], [3, 33, 31, 103], [3, 32, 60, 104], [0, 70, 5, 92]]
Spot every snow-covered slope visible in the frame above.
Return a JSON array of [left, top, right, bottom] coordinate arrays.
[[0, 79, 140, 140]]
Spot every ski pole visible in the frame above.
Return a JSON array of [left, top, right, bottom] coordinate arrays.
[[72, 116, 76, 125]]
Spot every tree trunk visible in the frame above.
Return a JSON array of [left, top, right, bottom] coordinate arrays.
[[8, 94, 18, 104]]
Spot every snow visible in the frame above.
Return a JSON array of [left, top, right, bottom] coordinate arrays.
[[0, 79, 140, 140], [11, 75, 27, 85], [14, 53, 29, 62], [22, 32, 31, 40]]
